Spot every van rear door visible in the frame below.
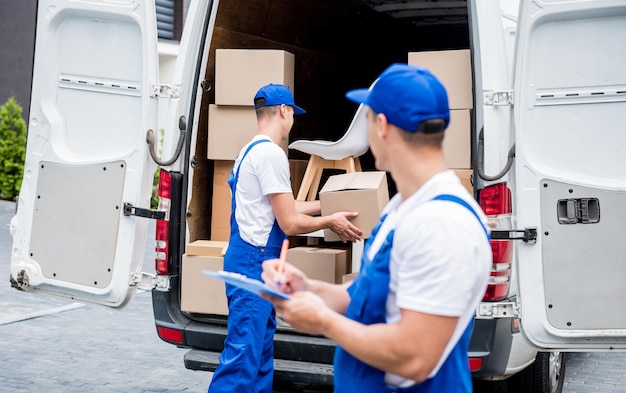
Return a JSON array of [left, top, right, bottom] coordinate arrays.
[[514, 0, 626, 349], [9, 0, 159, 308]]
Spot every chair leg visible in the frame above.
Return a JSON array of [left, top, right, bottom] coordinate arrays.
[[307, 156, 334, 201], [295, 156, 363, 201], [296, 156, 319, 201], [307, 165, 324, 201], [334, 157, 361, 173]]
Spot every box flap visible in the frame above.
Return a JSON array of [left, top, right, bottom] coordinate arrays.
[[186, 240, 229, 257], [320, 171, 387, 193]]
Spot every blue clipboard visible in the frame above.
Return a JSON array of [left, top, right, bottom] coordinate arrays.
[[202, 270, 292, 300]]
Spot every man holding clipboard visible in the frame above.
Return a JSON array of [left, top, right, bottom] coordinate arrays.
[[207, 84, 362, 393], [260, 66, 491, 393]]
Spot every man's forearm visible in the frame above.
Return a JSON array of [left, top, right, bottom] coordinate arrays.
[[295, 200, 321, 216], [307, 279, 351, 313]]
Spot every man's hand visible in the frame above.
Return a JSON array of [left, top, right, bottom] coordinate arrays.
[[262, 258, 309, 294], [266, 291, 333, 336], [328, 211, 363, 243]]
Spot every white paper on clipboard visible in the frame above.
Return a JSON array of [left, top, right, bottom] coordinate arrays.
[[202, 270, 292, 300]]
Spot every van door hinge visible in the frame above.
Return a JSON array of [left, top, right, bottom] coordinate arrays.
[[150, 84, 180, 99], [477, 302, 519, 318], [491, 228, 537, 243], [131, 272, 170, 291], [484, 90, 513, 106], [123, 203, 166, 220]]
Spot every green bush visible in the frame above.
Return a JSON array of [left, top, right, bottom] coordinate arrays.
[[0, 97, 27, 201]]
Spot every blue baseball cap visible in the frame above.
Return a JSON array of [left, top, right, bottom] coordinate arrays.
[[346, 64, 449, 132], [254, 84, 306, 115]]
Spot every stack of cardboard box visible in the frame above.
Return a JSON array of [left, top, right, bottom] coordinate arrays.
[[181, 240, 229, 315], [408, 49, 474, 194], [208, 49, 297, 242], [182, 49, 360, 315]]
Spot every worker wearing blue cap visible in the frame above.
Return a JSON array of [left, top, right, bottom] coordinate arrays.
[[261, 65, 492, 392], [208, 83, 362, 393]]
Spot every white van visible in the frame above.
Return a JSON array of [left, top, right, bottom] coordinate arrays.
[[10, 1, 626, 392]]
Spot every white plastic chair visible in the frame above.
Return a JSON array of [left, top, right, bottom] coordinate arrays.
[[289, 102, 370, 200]]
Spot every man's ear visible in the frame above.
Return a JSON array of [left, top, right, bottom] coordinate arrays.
[[376, 113, 390, 139], [279, 104, 288, 118]]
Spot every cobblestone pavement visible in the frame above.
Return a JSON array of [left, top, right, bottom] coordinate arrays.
[[1, 200, 626, 393]]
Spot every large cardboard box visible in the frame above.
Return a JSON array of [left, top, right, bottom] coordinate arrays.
[[186, 240, 228, 257], [211, 160, 234, 241], [319, 171, 389, 242], [408, 49, 473, 110], [181, 254, 228, 315], [443, 109, 472, 169], [207, 105, 288, 160], [454, 169, 474, 195], [211, 159, 308, 241], [289, 159, 309, 199], [286, 247, 348, 284], [215, 49, 295, 106], [342, 272, 358, 284]]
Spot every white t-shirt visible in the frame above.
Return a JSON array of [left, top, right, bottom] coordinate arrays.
[[366, 170, 492, 387], [231, 135, 292, 247]]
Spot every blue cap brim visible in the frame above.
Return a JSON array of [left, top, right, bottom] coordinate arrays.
[[346, 88, 370, 105], [293, 105, 306, 115]]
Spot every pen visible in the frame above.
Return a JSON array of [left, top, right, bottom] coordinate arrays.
[[277, 239, 289, 287]]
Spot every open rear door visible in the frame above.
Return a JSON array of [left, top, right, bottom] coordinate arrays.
[[9, 0, 159, 308], [514, 0, 626, 349]]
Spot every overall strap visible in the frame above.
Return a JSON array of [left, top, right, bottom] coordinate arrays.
[[233, 139, 270, 182], [432, 194, 490, 240]]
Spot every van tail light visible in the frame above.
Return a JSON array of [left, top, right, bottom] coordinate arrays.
[[157, 326, 183, 344], [479, 183, 512, 302], [468, 357, 483, 371], [155, 168, 171, 275]]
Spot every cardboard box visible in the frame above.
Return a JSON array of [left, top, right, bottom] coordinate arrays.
[[443, 109, 472, 169], [289, 159, 309, 199], [215, 49, 295, 106], [286, 247, 348, 284], [211, 160, 234, 241], [342, 272, 358, 284], [181, 254, 228, 315], [408, 49, 472, 110], [186, 240, 228, 257], [319, 171, 389, 242], [207, 105, 289, 160], [454, 169, 474, 195], [211, 159, 307, 241]]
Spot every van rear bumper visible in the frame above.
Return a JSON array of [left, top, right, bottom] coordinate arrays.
[[152, 287, 336, 363], [153, 288, 515, 381], [185, 349, 334, 386], [469, 317, 514, 378]]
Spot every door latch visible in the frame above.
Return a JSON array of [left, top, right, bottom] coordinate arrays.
[[491, 228, 537, 243], [123, 203, 166, 220]]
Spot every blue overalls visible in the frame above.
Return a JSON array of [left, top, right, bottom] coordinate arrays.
[[208, 139, 287, 393], [333, 194, 490, 393]]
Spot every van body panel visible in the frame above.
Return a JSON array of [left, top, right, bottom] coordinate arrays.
[[9, 0, 160, 307], [514, 0, 626, 349], [471, 0, 516, 180]]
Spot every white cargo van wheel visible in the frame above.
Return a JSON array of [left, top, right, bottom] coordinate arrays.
[[507, 351, 565, 393]]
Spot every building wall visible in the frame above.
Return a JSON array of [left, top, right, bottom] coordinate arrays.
[[0, 1, 37, 121]]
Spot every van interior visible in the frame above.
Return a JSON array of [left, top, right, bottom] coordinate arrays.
[[187, 0, 471, 243]]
